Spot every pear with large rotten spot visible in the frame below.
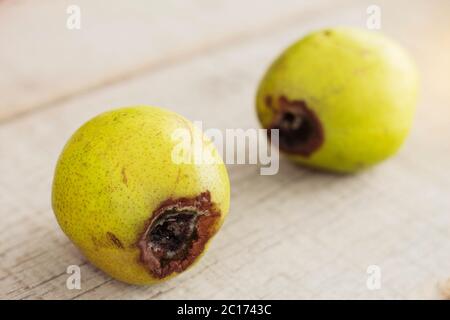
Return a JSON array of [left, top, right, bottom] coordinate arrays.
[[52, 106, 230, 284]]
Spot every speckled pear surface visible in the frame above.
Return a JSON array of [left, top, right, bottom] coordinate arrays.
[[52, 106, 230, 285], [256, 27, 419, 172]]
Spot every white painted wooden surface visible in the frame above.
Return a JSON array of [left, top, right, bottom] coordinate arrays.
[[1, 0, 450, 299], [0, 0, 343, 121]]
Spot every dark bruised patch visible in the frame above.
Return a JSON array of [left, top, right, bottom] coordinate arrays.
[[265, 95, 274, 110], [323, 29, 332, 36], [121, 167, 128, 186], [91, 235, 102, 250], [107, 232, 124, 249], [137, 191, 220, 279], [268, 96, 324, 157]]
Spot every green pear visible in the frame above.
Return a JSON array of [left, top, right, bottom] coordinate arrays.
[[52, 106, 230, 284], [256, 27, 419, 172]]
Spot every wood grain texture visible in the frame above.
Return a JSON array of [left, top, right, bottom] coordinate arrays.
[[0, 0, 344, 122], [1, 0, 450, 299]]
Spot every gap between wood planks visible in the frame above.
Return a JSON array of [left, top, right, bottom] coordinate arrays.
[[0, 0, 357, 125]]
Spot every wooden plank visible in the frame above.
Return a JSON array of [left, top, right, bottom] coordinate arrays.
[[1, 0, 450, 299], [0, 0, 343, 122]]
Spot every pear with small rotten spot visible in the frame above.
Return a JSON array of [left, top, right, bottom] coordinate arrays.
[[256, 27, 419, 172]]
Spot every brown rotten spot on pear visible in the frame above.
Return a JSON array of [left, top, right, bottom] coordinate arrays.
[[138, 192, 220, 279], [267, 95, 324, 157]]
